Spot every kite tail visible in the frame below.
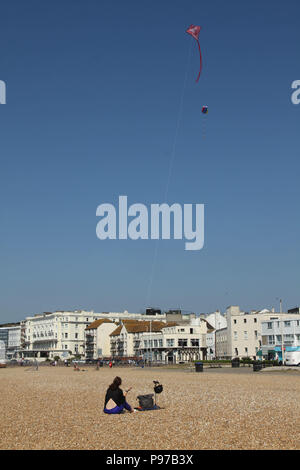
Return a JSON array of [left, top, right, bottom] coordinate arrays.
[[196, 39, 202, 82]]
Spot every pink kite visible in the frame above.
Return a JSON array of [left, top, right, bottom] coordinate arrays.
[[186, 24, 202, 82]]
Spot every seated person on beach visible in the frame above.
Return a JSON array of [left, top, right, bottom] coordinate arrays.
[[103, 376, 133, 414]]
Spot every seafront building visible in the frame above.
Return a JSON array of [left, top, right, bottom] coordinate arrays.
[[261, 317, 300, 361], [0, 323, 21, 359], [200, 311, 227, 359], [85, 319, 117, 360], [85, 311, 208, 363], [215, 306, 300, 359], [139, 318, 213, 363], [20, 310, 98, 360], [19, 309, 167, 360], [3, 304, 300, 363], [109, 320, 172, 359]]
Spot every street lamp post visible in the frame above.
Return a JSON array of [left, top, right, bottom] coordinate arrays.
[[281, 319, 285, 365], [214, 311, 217, 360], [149, 320, 152, 367]]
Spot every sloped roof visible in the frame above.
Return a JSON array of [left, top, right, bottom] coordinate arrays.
[[110, 320, 179, 336], [160, 322, 179, 329], [124, 321, 167, 333], [202, 319, 215, 332], [86, 319, 113, 330], [110, 325, 123, 337]]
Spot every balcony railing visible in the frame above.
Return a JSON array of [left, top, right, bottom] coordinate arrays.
[[86, 338, 95, 344]]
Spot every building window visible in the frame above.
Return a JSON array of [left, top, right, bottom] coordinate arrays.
[[254, 330, 258, 339], [233, 319, 237, 324], [267, 322, 272, 329], [284, 321, 291, 327], [244, 319, 247, 323], [166, 339, 174, 347], [268, 335, 275, 345], [75, 333, 78, 339], [244, 331, 248, 340], [234, 331, 238, 340], [191, 339, 199, 347], [65, 333, 68, 338], [178, 339, 188, 347], [254, 318, 257, 323]]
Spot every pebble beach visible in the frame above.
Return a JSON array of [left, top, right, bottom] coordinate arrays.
[[0, 365, 299, 450]]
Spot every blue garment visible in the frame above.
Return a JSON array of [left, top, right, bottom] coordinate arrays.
[[104, 401, 132, 414]]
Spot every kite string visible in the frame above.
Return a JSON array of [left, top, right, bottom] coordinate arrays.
[[196, 40, 202, 83], [145, 40, 193, 309], [164, 40, 193, 200], [202, 112, 207, 138]]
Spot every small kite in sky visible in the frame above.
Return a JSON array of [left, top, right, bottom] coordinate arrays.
[[202, 106, 208, 114], [186, 24, 202, 82]]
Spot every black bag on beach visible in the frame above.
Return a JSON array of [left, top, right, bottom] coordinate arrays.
[[137, 394, 154, 409]]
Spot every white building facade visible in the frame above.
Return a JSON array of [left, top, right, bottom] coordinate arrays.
[[85, 319, 118, 360], [0, 323, 21, 359], [217, 306, 300, 359], [21, 310, 166, 360], [140, 319, 211, 363], [201, 311, 227, 359], [109, 320, 169, 358], [261, 317, 300, 362]]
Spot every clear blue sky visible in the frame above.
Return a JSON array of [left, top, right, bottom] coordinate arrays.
[[1, 0, 300, 322]]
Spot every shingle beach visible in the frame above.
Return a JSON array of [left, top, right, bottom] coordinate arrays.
[[0, 365, 299, 450]]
